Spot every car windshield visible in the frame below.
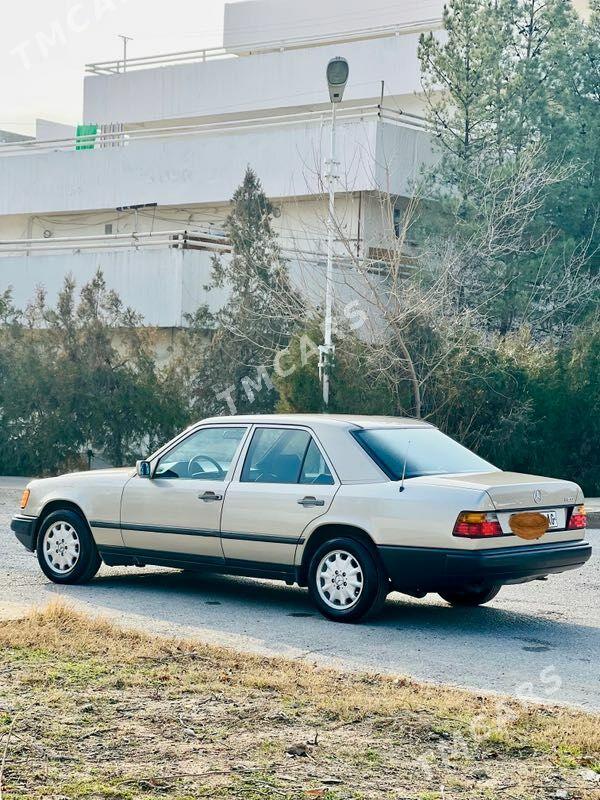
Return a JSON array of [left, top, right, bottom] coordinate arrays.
[[353, 428, 498, 480]]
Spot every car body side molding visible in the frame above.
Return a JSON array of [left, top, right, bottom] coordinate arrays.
[[91, 520, 220, 538], [90, 520, 304, 545]]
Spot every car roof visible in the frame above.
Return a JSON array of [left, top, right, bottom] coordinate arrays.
[[198, 413, 435, 431]]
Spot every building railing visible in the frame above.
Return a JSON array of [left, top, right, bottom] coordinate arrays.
[[0, 106, 429, 158], [84, 18, 442, 74], [0, 230, 231, 256], [86, 47, 235, 75]]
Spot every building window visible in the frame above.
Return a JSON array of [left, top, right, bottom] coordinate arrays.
[[393, 206, 402, 239]]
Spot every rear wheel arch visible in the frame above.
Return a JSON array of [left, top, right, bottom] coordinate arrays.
[[299, 523, 383, 586], [34, 500, 90, 548]]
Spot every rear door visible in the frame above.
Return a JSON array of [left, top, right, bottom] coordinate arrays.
[[220, 426, 339, 568]]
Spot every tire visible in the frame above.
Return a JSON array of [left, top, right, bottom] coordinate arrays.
[[438, 584, 501, 607], [308, 536, 389, 623], [36, 509, 101, 585]]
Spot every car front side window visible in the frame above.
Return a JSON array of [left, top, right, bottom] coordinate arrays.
[[155, 426, 247, 480]]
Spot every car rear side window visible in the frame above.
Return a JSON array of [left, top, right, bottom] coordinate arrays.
[[241, 428, 313, 484], [299, 439, 334, 485], [353, 428, 497, 480]]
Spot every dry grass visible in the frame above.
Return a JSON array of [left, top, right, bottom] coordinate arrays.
[[0, 600, 598, 800]]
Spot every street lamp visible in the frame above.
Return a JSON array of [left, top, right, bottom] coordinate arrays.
[[320, 57, 349, 408]]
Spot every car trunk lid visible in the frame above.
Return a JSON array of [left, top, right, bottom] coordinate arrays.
[[452, 471, 581, 512], [414, 471, 584, 544]]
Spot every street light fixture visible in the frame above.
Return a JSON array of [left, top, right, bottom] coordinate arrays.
[[326, 57, 350, 103], [320, 57, 349, 407]]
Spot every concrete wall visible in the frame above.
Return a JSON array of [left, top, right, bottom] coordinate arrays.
[[0, 214, 30, 239], [375, 121, 439, 197], [0, 248, 228, 328], [0, 195, 381, 275], [0, 241, 386, 337], [223, 0, 444, 51], [0, 209, 227, 243], [0, 130, 33, 144], [0, 118, 433, 216], [83, 34, 430, 127], [35, 119, 77, 142]]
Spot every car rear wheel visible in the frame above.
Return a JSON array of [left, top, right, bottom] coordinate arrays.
[[36, 509, 101, 585], [308, 537, 389, 622], [438, 584, 501, 607]]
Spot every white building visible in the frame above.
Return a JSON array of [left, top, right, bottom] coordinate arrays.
[[0, 0, 443, 343]]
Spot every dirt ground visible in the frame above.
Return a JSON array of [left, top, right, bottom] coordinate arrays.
[[0, 602, 598, 800]]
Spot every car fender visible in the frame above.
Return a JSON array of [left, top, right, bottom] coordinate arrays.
[[23, 469, 135, 549], [295, 481, 493, 568]]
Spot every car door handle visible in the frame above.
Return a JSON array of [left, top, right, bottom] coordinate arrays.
[[198, 491, 223, 502], [297, 496, 325, 507]]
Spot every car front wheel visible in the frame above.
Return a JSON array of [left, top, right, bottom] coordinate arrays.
[[36, 509, 101, 585], [308, 537, 389, 622], [438, 584, 501, 607]]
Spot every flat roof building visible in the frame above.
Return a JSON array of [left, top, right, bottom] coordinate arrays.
[[0, 0, 443, 341]]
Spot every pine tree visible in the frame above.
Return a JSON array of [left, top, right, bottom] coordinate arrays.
[[541, 0, 600, 267], [418, 0, 514, 206], [184, 167, 304, 417], [418, 0, 598, 334]]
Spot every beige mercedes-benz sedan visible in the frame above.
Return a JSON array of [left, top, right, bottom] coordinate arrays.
[[11, 414, 592, 621]]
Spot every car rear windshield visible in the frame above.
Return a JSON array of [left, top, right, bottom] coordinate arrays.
[[352, 428, 497, 480]]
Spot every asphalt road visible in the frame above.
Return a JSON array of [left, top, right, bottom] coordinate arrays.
[[1, 485, 598, 710]]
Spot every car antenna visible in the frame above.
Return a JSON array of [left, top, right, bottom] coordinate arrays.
[[399, 440, 411, 493]]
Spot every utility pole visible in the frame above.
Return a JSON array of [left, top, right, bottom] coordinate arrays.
[[320, 57, 349, 408], [322, 101, 337, 407], [118, 35, 133, 73]]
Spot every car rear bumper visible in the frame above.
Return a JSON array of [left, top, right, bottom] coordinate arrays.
[[10, 515, 37, 552], [378, 539, 592, 592]]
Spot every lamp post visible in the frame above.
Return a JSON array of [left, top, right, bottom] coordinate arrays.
[[320, 57, 349, 407]]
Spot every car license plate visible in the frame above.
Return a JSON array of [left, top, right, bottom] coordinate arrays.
[[543, 510, 559, 529]]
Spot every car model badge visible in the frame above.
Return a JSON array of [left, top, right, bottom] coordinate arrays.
[[533, 489, 542, 504]]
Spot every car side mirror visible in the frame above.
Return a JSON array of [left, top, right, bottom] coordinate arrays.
[[137, 460, 152, 479]]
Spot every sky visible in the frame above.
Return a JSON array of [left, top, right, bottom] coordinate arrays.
[[1, 0, 591, 137], [0, 0, 241, 135]]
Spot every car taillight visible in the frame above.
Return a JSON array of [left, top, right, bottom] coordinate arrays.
[[568, 505, 587, 530], [453, 511, 503, 538]]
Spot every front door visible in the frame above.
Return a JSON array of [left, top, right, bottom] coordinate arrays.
[[121, 425, 249, 564], [221, 426, 339, 569]]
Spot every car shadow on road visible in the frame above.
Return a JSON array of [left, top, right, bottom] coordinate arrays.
[[41, 565, 599, 652]]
